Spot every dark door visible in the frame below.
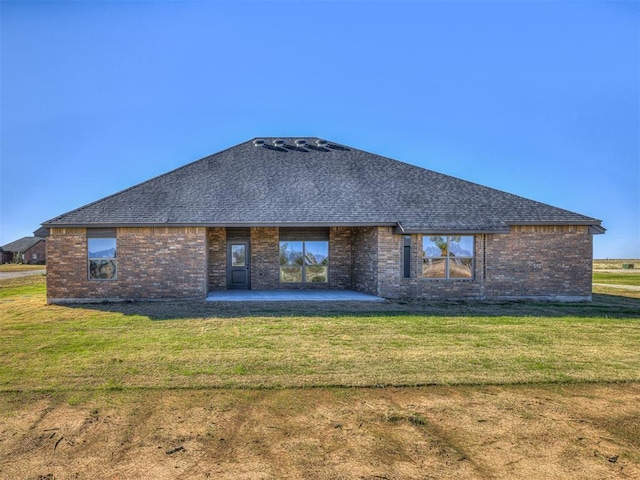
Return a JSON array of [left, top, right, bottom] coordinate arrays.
[[227, 242, 250, 289]]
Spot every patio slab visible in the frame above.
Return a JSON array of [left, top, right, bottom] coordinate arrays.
[[206, 289, 384, 302]]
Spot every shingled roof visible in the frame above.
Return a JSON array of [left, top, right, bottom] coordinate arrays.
[[1, 236, 45, 253], [43, 137, 603, 233]]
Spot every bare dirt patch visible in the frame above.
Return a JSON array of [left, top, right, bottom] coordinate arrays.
[[1, 383, 638, 479]]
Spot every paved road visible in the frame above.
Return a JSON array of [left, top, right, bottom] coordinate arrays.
[[0, 269, 46, 280]]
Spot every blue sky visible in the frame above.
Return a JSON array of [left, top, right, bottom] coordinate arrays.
[[1, 0, 638, 258]]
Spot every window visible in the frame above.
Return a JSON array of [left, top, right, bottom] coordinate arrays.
[[279, 240, 328, 283], [422, 235, 474, 279], [88, 235, 117, 280], [403, 235, 411, 278], [231, 244, 246, 266]]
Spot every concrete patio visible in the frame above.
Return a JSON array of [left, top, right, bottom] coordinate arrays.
[[206, 289, 385, 302]]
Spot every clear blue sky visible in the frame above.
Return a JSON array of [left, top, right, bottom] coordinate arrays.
[[1, 0, 638, 258]]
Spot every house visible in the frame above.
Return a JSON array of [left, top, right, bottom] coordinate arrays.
[[1, 236, 47, 264], [42, 137, 604, 303]]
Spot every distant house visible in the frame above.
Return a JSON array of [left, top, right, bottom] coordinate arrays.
[[1, 237, 46, 264], [42, 137, 604, 303]]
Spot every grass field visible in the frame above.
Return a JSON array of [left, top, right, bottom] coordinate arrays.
[[1, 267, 639, 478], [593, 259, 639, 270], [593, 272, 640, 287], [1, 273, 640, 392]]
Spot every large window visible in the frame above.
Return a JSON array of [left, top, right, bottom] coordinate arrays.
[[422, 235, 474, 279], [279, 240, 328, 283], [88, 236, 117, 280]]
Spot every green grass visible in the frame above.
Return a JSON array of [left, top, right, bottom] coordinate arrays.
[[0, 274, 46, 298], [1, 274, 639, 393], [593, 271, 640, 287]]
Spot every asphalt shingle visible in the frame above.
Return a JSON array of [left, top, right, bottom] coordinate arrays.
[[42, 138, 602, 232], [1, 237, 45, 252]]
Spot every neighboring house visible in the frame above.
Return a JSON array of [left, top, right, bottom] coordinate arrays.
[[33, 227, 50, 239], [1, 237, 47, 264], [42, 137, 604, 303]]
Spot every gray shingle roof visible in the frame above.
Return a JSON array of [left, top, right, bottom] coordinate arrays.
[[33, 227, 50, 238], [42, 137, 602, 232], [1, 237, 45, 252]]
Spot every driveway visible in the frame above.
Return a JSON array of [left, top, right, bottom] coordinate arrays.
[[0, 269, 46, 280]]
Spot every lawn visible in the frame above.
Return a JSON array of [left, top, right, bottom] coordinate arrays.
[[1, 273, 639, 392], [1, 271, 639, 479], [593, 272, 640, 287]]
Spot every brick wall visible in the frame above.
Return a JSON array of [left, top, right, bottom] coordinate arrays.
[[206, 226, 356, 291], [25, 240, 46, 264], [249, 226, 355, 290], [376, 225, 592, 300], [48, 224, 593, 302], [207, 227, 226, 290], [351, 227, 378, 295], [250, 227, 279, 289], [47, 227, 207, 303], [484, 225, 592, 299], [47, 228, 87, 301], [329, 227, 353, 289], [377, 227, 400, 297]]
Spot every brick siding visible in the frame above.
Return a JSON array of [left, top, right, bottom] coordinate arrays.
[[206, 226, 356, 291], [484, 225, 592, 299], [377, 228, 486, 300], [207, 227, 226, 290], [250, 227, 280, 290], [47, 224, 593, 302], [377, 225, 592, 300], [25, 241, 47, 264], [351, 227, 379, 295], [47, 227, 207, 303], [329, 227, 353, 289]]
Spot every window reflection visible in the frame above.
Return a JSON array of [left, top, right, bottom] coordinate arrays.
[[279, 240, 328, 283], [422, 236, 474, 280]]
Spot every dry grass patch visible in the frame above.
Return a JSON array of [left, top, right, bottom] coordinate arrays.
[[593, 259, 639, 270], [0, 264, 46, 273], [1, 384, 638, 479]]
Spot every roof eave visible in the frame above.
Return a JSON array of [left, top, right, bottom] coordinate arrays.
[[393, 226, 511, 235], [506, 220, 605, 235], [42, 221, 399, 229]]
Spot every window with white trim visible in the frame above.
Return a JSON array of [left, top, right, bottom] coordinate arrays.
[[422, 235, 474, 279]]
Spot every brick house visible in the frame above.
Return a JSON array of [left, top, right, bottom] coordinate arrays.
[[1, 237, 46, 264], [42, 137, 604, 303]]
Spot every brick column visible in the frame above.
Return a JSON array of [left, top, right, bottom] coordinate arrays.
[[250, 227, 279, 289], [207, 227, 226, 290]]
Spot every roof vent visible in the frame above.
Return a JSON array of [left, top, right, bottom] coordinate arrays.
[[273, 139, 285, 147], [253, 139, 265, 147], [295, 139, 307, 147], [316, 139, 328, 147]]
